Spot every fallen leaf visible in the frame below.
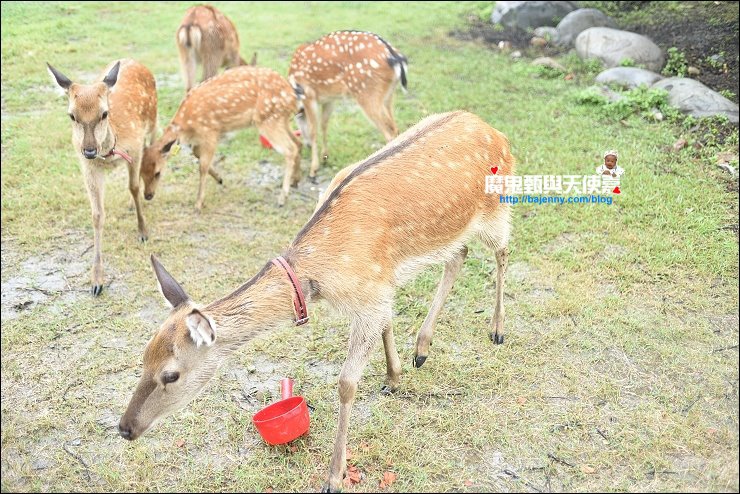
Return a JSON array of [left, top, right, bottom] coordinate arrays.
[[707, 427, 719, 436], [564, 73, 574, 80], [289, 445, 298, 453], [463, 479, 474, 487], [672, 138, 687, 151], [516, 396, 527, 405], [580, 465, 596, 474], [175, 439, 185, 448], [264, 488, 273, 493], [343, 465, 362, 487], [379, 471, 397, 489]]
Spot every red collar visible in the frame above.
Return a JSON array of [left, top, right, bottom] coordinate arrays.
[[271, 256, 309, 326], [102, 141, 133, 164]]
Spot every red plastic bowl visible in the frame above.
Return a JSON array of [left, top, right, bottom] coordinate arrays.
[[252, 379, 310, 445], [259, 130, 302, 150]]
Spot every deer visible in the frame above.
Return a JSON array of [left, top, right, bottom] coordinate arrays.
[[288, 30, 408, 182], [120, 111, 514, 492], [140, 65, 302, 210], [47, 59, 158, 297], [177, 4, 249, 92]]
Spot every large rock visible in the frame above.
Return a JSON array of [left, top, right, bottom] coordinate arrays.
[[491, 1, 577, 30], [595, 67, 664, 88], [556, 8, 618, 46], [575, 27, 665, 72], [534, 26, 560, 43], [652, 77, 739, 123]]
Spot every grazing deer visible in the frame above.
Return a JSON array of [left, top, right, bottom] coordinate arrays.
[[48, 59, 157, 296], [177, 4, 249, 92], [120, 111, 513, 492], [288, 30, 408, 181], [140, 65, 302, 210]]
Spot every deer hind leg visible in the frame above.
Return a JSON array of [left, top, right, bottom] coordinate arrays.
[[303, 96, 321, 182], [201, 51, 222, 83], [479, 212, 511, 344], [324, 308, 389, 493], [380, 320, 402, 394], [319, 100, 334, 164], [413, 245, 468, 368], [258, 119, 300, 207], [178, 43, 196, 92], [126, 152, 148, 242], [81, 163, 106, 296], [357, 88, 398, 142]]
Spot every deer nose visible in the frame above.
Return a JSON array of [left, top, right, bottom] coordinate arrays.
[[118, 422, 134, 441], [144, 193, 154, 201], [83, 148, 97, 159]]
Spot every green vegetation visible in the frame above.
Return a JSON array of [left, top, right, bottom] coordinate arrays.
[[663, 47, 689, 77]]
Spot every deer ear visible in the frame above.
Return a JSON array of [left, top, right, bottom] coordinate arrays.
[[151, 255, 189, 308], [186, 308, 217, 347], [103, 61, 121, 88], [47, 63, 73, 92], [161, 139, 177, 154]]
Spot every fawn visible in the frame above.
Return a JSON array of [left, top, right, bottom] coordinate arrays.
[[177, 4, 248, 92], [120, 111, 513, 492], [48, 59, 157, 296], [288, 30, 408, 180], [140, 65, 302, 210]]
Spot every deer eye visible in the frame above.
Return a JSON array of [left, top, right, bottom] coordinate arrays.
[[101, 111, 108, 120], [162, 371, 180, 384], [154, 172, 161, 179], [68, 114, 76, 122]]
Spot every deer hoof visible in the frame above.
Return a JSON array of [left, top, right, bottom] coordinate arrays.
[[91, 284, 104, 297], [139, 233, 148, 243], [413, 355, 427, 368], [320, 484, 342, 493], [309, 175, 319, 184], [490, 333, 504, 345], [380, 384, 396, 395]]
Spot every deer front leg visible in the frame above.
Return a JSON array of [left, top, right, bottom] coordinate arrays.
[[490, 246, 509, 344], [414, 246, 468, 368], [303, 97, 321, 182], [323, 313, 387, 492], [127, 158, 148, 242], [194, 141, 217, 212], [82, 164, 105, 296], [319, 100, 334, 163]]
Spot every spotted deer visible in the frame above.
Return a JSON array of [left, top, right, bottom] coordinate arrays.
[[120, 111, 513, 492], [140, 65, 302, 209], [288, 30, 408, 181], [48, 59, 157, 296], [177, 4, 248, 92]]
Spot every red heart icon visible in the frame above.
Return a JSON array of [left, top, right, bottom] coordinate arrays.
[[613, 186, 621, 194], [491, 166, 499, 174]]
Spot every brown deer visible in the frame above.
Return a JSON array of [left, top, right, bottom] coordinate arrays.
[[120, 111, 513, 492], [48, 59, 157, 296], [177, 4, 249, 92], [140, 65, 302, 210], [288, 30, 408, 181]]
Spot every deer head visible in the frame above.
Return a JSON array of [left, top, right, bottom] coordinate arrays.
[[140, 129, 178, 201], [48, 61, 120, 160], [118, 255, 220, 440]]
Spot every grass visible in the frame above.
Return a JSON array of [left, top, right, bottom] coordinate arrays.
[[1, 1, 739, 492]]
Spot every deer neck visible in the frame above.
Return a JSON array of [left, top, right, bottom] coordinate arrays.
[[204, 261, 306, 351]]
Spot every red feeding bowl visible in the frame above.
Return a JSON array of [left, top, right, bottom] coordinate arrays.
[[259, 130, 302, 149], [252, 378, 310, 445]]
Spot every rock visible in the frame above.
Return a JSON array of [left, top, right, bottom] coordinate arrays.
[[687, 66, 701, 76], [491, 1, 577, 30], [650, 109, 664, 121], [497, 40, 512, 52], [597, 86, 624, 103], [652, 77, 740, 123], [575, 27, 665, 72], [530, 36, 548, 47], [532, 57, 566, 72], [556, 8, 618, 46], [595, 67, 664, 88], [510, 50, 523, 59], [534, 26, 560, 43]]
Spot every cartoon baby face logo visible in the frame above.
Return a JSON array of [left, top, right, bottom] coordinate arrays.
[[596, 150, 624, 194]]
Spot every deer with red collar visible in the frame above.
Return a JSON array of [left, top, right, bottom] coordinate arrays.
[[48, 59, 158, 296], [120, 111, 513, 492], [289, 30, 408, 181]]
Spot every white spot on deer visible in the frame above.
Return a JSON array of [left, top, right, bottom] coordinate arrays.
[[369, 59, 380, 69], [371, 263, 382, 274], [341, 254, 352, 264]]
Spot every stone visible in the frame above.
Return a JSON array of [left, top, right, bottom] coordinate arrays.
[[556, 8, 618, 46], [652, 77, 739, 123], [534, 26, 560, 43], [576, 27, 665, 72], [532, 57, 567, 72], [491, 1, 577, 30], [595, 67, 664, 88]]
